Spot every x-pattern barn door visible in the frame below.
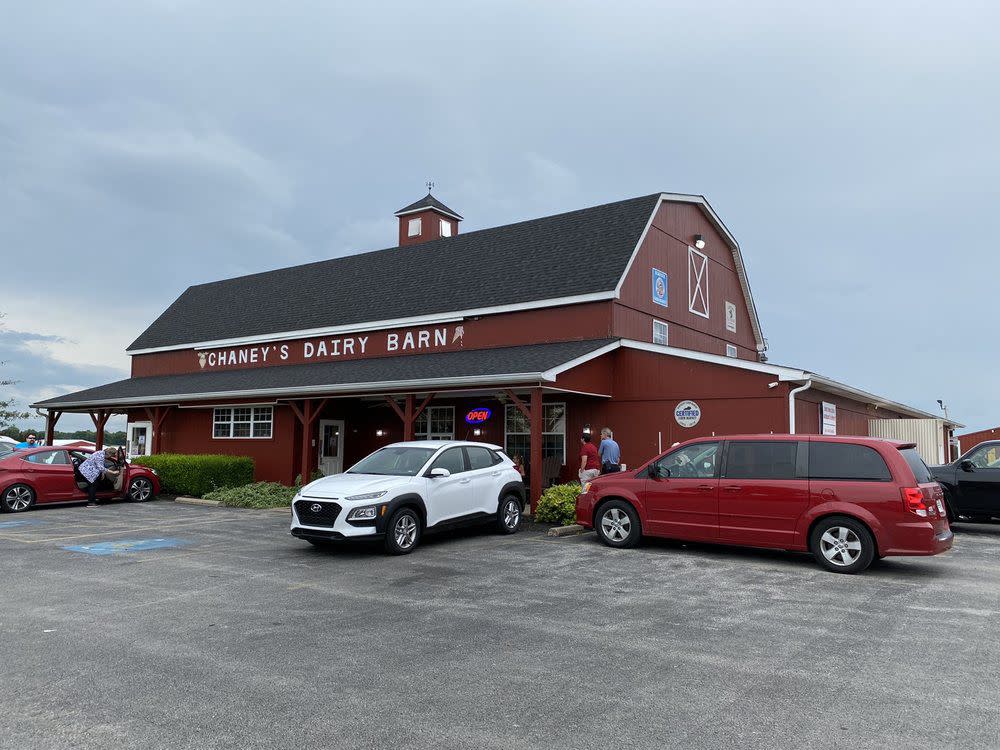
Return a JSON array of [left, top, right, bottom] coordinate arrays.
[[688, 246, 710, 318]]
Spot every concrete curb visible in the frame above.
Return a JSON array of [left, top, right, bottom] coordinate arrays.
[[173, 496, 291, 513], [174, 496, 222, 507], [547, 524, 586, 537]]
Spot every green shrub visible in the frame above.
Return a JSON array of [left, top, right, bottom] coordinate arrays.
[[203, 482, 297, 509], [132, 454, 254, 497], [535, 482, 582, 525]]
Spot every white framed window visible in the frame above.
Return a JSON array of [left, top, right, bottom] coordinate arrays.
[[414, 406, 454, 440], [213, 406, 272, 439], [407, 217, 422, 237], [504, 402, 566, 468], [439, 219, 452, 237], [688, 246, 710, 318], [726, 344, 738, 358], [652, 319, 669, 346]]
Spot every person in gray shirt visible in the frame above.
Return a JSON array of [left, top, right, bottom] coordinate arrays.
[[598, 427, 621, 474]]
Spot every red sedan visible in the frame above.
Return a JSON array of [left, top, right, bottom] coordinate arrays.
[[0, 446, 159, 512]]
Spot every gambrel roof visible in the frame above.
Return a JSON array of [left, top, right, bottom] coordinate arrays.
[[127, 193, 765, 354]]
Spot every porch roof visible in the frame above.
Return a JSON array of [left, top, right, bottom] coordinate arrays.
[[32, 339, 617, 411]]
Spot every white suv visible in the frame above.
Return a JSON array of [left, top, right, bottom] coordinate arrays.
[[290, 441, 526, 555]]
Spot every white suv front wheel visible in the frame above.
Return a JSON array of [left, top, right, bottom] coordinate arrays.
[[384, 507, 422, 555], [496, 495, 522, 534]]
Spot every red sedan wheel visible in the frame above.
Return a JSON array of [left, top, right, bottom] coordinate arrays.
[[2, 484, 36, 512]]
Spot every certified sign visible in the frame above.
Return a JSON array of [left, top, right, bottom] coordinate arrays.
[[821, 402, 837, 435], [674, 400, 701, 428], [652, 268, 668, 308]]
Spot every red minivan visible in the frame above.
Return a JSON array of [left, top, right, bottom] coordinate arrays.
[[576, 435, 953, 574]]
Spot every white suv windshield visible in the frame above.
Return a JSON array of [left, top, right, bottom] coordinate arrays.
[[347, 447, 436, 476]]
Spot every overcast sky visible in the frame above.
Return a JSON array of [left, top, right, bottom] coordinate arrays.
[[1, 0, 997, 435]]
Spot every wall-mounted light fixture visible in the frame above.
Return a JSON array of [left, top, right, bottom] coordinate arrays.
[[472, 428, 482, 437], [693, 234, 706, 250], [767, 382, 780, 389], [583, 423, 592, 435], [375, 429, 386, 437]]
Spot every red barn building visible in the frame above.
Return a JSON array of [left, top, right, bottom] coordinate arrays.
[[34, 191, 960, 507]]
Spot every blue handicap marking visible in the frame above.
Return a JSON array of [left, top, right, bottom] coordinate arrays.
[[0, 519, 43, 528], [63, 538, 188, 556]]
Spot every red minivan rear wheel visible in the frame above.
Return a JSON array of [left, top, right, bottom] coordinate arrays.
[[809, 515, 876, 574]]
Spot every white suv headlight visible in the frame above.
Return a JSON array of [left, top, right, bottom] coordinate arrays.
[[346, 490, 388, 502], [347, 505, 379, 521]]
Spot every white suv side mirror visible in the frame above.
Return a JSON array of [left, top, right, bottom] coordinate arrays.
[[429, 468, 451, 478]]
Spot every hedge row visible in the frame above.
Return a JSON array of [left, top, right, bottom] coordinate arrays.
[[132, 454, 254, 497]]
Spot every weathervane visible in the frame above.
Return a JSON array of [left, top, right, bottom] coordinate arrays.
[[426, 180, 434, 193]]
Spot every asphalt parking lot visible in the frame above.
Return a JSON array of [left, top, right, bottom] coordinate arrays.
[[3, 502, 1000, 750]]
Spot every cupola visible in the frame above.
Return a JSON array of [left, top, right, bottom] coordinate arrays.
[[394, 187, 463, 246]]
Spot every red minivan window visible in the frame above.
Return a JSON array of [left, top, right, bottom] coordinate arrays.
[[809, 442, 891, 481], [724, 441, 797, 479], [899, 448, 933, 484]]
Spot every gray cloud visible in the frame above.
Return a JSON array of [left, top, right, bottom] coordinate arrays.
[[1, 0, 997, 432]]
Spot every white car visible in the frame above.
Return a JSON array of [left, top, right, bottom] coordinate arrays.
[[290, 441, 526, 554]]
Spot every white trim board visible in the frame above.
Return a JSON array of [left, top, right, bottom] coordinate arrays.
[[30, 373, 554, 410], [128, 292, 617, 355], [393, 206, 463, 221]]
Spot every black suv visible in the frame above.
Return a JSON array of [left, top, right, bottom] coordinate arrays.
[[931, 441, 1000, 522]]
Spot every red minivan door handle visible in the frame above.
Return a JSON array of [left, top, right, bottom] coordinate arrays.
[[697, 484, 715, 492], [722, 486, 742, 492]]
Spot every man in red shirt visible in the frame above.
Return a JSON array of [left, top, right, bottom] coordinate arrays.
[[579, 433, 601, 484]]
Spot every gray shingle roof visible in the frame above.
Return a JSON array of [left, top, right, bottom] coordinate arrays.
[[127, 193, 661, 351], [34, 339, 616, 409], [394, 193, 463, 220]]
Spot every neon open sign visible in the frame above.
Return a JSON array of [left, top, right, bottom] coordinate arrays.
[[465, 407, 492, 425]]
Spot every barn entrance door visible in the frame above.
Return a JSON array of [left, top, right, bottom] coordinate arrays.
[[126, 421, 153, 458], [317, 420, 345, 476]]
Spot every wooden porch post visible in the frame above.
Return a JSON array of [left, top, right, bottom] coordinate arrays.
[[403, 394, 414, 442], [45, 410, 62, 446], [386, 394, 435, 440], [144, 406, 173, 454], [529, 387, 543, 513], [288, 399, 329, 483], [90, 410, 111, 449], [504, 388, 542, 511]]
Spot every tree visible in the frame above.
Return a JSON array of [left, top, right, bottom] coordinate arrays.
[[1, 312, 31, 430]]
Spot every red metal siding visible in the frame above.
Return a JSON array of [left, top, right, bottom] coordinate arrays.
[[551, 354, 614, 396], [131, 302, 615, 377], [956, 427, 1000, 453], [612, 304, 757, 359], [129, 404, 302, 485], [614, 201, 758, 359], [794, 391, 907, 437]]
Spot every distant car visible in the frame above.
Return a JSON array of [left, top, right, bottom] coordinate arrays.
[[0, 446, 160, 512], [575, 434, 953, 574], [290, 441, 526, 555], [931, 440, 1000, 523]]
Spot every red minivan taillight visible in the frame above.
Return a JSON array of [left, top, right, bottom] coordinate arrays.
[[902, 487, 930, 517]]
